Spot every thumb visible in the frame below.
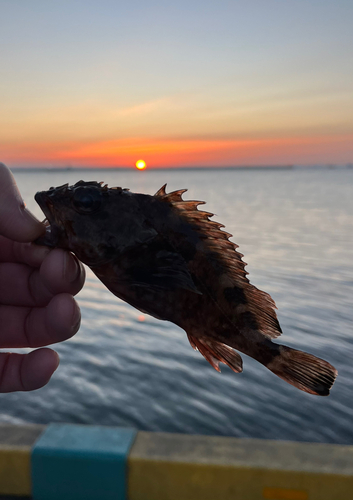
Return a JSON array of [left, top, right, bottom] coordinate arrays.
[[0, 163, 45, 242]]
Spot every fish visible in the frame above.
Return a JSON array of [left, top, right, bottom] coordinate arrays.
[[35, 180, 337, 396]]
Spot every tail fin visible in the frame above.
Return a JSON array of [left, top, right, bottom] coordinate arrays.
[[267, 345, 337, 396]]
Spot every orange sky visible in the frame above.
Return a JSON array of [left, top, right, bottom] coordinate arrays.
[[1, 134, 353, 168], [1, 2, 352, 168]]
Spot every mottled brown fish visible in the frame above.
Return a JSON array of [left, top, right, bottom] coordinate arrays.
[[35, 181, 337, 396]]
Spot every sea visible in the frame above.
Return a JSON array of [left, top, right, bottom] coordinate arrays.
[[1, 166, 352, 444]]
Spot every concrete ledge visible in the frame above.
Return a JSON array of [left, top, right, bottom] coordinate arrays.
[[128, 431, 353, 500], [0, 424, 353, 499], [0, 424, 44, 496]]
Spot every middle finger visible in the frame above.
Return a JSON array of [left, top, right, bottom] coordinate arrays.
[[0, 263, 52, 307], [0, 250, 85, 307]]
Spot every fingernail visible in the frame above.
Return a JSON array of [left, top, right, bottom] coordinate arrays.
[[72, 302, 81, 333], [64, 252, 80, 283], [30, 242, 51, 257]]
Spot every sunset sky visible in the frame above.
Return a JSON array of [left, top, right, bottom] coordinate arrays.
[[1, 1, 352, 168]]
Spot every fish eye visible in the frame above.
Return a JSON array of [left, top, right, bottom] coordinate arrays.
[[72, 187, 102, 214]]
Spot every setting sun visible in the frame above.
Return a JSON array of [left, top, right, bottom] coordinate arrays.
[[135, 160, 146, 170]]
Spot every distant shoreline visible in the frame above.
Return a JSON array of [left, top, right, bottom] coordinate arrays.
[[9, 164, 353, 172]]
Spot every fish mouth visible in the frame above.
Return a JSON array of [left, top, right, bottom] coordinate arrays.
[[34, 191, 68, 248]]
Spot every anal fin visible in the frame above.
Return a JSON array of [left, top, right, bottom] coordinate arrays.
[[187, 334, 243, 373]]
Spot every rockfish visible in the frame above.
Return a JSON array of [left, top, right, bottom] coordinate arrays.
[[35, 181, 337, 396]]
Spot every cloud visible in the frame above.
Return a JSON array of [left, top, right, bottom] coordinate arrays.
[[117, 97, 173, 117]]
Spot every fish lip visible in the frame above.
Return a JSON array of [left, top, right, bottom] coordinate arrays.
[[34, 191, 66, 248], [35, 191, 55, 222]]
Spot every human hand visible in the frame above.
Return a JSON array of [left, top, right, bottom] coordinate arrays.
[[0, 163, 85, 392]]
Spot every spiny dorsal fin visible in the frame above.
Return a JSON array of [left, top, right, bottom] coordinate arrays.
[[154, 185, 191, 203], [155, 185, 282, 340], [154, 184, 167, 197]]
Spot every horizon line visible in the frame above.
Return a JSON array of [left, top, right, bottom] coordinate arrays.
[[9, 163, 353, 172]]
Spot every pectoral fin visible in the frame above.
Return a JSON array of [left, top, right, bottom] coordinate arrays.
[[129, 249, 201, 294]]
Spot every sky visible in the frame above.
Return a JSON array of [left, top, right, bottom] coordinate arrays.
[[1, 0, 352, 168]]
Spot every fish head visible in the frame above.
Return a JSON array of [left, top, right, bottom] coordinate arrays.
[[35, 180, 152, 266]]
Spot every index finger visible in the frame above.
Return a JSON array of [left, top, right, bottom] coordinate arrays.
[[0, 163, 45, 242]]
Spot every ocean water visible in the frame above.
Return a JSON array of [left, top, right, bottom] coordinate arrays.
[[1, 167, 352, 444]]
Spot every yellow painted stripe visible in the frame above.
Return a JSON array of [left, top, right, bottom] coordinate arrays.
[[263, 487, 308, 500], [128, 460, 353, 500], [0, 446, 31, 496], [128, 432, 353, 500]]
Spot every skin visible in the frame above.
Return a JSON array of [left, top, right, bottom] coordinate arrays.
[[0, 163, 85, 392]]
